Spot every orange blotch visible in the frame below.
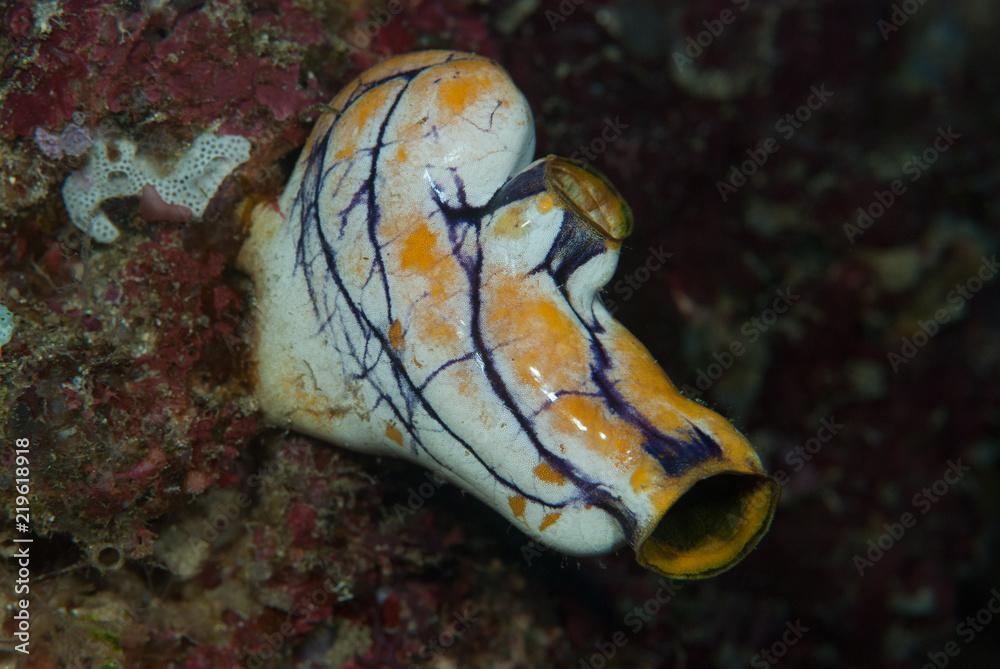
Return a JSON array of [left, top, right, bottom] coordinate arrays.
[[439, 78, 478, 115], [396, 221, 465, 350], [493, 201, 531, 238], [508, 495, 526, 519], [536, 192, 555, 214], [635, 460, 694, 517], [539, 512, 561, 531], [630, 457, 660, 494], [398, 220, 464, 306], [533, 301, 575, 339], [360, 50, 468, 85], [320, 52, 475, 153], [437, 60, 498, 116], [415, 310, 461, 347], [603, 322, 689, 435], [546, 394, 643, 466], [349, 83, 392, 130], [533, 461, 566, 486], [484, 274, 589, 398], [454, 364, 476, 397], [385, 422, 404, 447], [332, 81, 396, 158], [277, 375, 349, 426], [399, 222, 440, 274], [388, 319, 405, 350], [396, 146, 408, 163]]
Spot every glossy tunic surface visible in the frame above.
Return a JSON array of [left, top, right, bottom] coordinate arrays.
[[240, 51, 778, 578]]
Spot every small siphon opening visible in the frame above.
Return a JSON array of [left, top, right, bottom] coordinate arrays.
[[96, 545, 123, 569]]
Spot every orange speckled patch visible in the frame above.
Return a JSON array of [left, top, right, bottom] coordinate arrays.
[[437, 59, 501, 116], [533, 461, 566, 485], [400, 222, 441, 273], [508, 495, 526, 519], [493, 201, 532, 238], [332, 80, 396, 158], [539, 512, 561, 531], [307, 52, 484, 163], [385, 422, 404, 447], [350, 83, 394, 132], [536, 192, 555, 214], [484, 274, 589, 397], [360, 50, 474, 86], [395, 146, 408, 163], [454, 365, 476, 398], [398, 220, 465, 306], [629, 457, 658, 493], [388, 319, 405, 350], [604, 321, 701, 437], [546, 394, 642, 466], [394, 220, 468, 353], [415, 309, 460, 347], [274, 373, 349, 429]]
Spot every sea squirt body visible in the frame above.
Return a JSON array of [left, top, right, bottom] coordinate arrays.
[[239, 51, 778, 578]]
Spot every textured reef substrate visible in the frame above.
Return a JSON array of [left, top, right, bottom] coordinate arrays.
[[1, 1, 998, 667]]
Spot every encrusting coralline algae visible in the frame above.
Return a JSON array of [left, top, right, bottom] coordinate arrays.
[[61, 130, 251, 243]]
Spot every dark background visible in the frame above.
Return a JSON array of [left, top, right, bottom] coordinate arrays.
[[1, 0, 997, 667]]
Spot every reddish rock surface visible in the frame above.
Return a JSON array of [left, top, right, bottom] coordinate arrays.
[[1, 1, 997, 668]]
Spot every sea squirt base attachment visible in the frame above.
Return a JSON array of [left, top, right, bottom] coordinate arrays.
[[239, 50, 778, 579]]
